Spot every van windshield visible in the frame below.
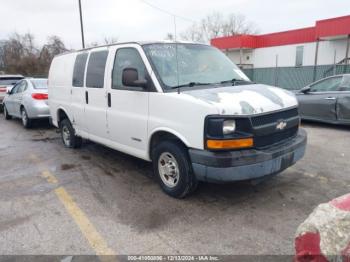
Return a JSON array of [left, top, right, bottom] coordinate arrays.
[[143, 43, 250, 90]]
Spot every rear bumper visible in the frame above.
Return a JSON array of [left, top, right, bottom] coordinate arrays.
[[27, 103, 50, 119], [189, 129, 307, 183]]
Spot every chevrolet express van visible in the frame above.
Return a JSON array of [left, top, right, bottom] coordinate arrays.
[[48, 41, 307, 198]]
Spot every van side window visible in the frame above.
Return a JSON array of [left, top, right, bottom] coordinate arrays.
[[112, 48, 146, 90], [72, 53, 88, 87], [86, 50, 108, 88]]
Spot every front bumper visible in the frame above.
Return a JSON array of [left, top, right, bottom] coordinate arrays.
[[189, 129, 307, 183]]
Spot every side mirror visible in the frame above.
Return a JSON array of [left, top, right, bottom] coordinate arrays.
[[6, 89, 11, 95], [300, 86, 311, 94], [122, 68, 147, 88]]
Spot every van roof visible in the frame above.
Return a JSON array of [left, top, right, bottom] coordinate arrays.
[[56, 40, 208, 57]]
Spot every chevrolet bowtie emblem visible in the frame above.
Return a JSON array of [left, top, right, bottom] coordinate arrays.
[[276, 120, 287, 131]]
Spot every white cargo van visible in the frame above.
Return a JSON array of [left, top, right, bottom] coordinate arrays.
[[48, 41, 307, 198]]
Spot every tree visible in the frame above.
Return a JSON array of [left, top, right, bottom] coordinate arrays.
[[165, 33, 175, 41], [181, 12, 258, 43], [87, 36, 119, 48], [200, 12, 225, 42], [103, 37, 118, 45], [38, 36, 67, 75], [180, 24, 204, 42], [222, 14, 258, 36], [1, 33, 39, 75], [0, 33, 67, 76]]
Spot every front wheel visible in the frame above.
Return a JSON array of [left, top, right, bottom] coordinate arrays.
[[152, 140, 198, 198], [3, 105, 11, 120], [60, 119, 82, 149]]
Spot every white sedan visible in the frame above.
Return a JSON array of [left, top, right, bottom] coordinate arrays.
[[3, 78, 49, 128]]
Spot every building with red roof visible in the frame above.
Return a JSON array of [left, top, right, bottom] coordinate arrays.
[[211, 15, 350, 69]]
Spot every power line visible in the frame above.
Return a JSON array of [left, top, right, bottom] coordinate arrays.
[[139, 0, 196, 23]]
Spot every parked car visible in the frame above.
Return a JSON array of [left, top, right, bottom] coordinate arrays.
[[0, 74, 24, 107], [3, 78, 49, 128], [48, 41, 307, 198], [296, 74, 350, 125]]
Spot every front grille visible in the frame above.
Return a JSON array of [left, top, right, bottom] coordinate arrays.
[[251, 108, 299, 127], [254, 126, 298, 148]]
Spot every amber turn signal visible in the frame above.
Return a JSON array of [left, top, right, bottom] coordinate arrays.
[[207, 138, 253, 150]]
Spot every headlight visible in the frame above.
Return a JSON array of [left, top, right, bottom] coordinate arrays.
[[223, 120, 236, 135]]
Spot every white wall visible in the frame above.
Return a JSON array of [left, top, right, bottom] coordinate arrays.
[[317, 38, 348, 65], [225, 38, 348, 68], [225, 51, 241, 64], [252, 43, 316, 67], [225, 49, 253, 65]]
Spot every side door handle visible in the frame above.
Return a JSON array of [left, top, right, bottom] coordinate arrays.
[[324, 97, 336, 100], [85, 91, 89, 104], [107, 93, 111, 107]]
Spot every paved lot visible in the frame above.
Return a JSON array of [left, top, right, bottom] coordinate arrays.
[[0, 116, 349, 256]]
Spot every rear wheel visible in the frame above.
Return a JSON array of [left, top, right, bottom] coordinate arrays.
[[152, 140, 198, 198], [3, 105, 11, 120], [21, 108, 32, 128], [60, 119, 82, 149]]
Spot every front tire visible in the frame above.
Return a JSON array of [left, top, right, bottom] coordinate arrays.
[[3, 105, 11, 120], [21, 108, 32, 128], [60, 119, 82, 149], [152, 140, 198, 198]]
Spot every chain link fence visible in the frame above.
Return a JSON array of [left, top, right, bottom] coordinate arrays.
[[243, 64, 350, 90]]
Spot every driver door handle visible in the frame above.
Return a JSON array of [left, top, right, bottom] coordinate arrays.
[[107, 93, 111, 107], [324, 97, 336, 100]]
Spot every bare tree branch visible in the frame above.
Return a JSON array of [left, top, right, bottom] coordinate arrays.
[[181, 12, 259, 43], [0, 33, 67, 76], [165, 33, 175, 41], [104, 36, 118, 45]]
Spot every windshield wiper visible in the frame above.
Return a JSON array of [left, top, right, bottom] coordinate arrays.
[[170, 82, 213, 89], [220, 78, 253, 86]]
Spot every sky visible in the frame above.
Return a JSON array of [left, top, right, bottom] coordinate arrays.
[[0, 0, 349, 49]]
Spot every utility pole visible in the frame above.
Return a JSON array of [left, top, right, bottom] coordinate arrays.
[[313, 39, 319, 82], [78, 0, 85, 49]]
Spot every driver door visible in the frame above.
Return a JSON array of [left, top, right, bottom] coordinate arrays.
[[105, 45, 151, 159], [297, 76, 342, 122]]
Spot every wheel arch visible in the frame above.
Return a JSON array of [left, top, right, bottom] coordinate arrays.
[[20, 104, 29, 117], [148, 128, 190, 160], [56, 107, 72, 126]]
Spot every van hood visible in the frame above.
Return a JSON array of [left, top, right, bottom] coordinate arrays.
[[182, 84, 298, 115]]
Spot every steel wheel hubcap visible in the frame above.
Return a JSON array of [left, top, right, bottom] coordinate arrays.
[[158, 152, 180, 188], [62, 126, 71, 146]]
